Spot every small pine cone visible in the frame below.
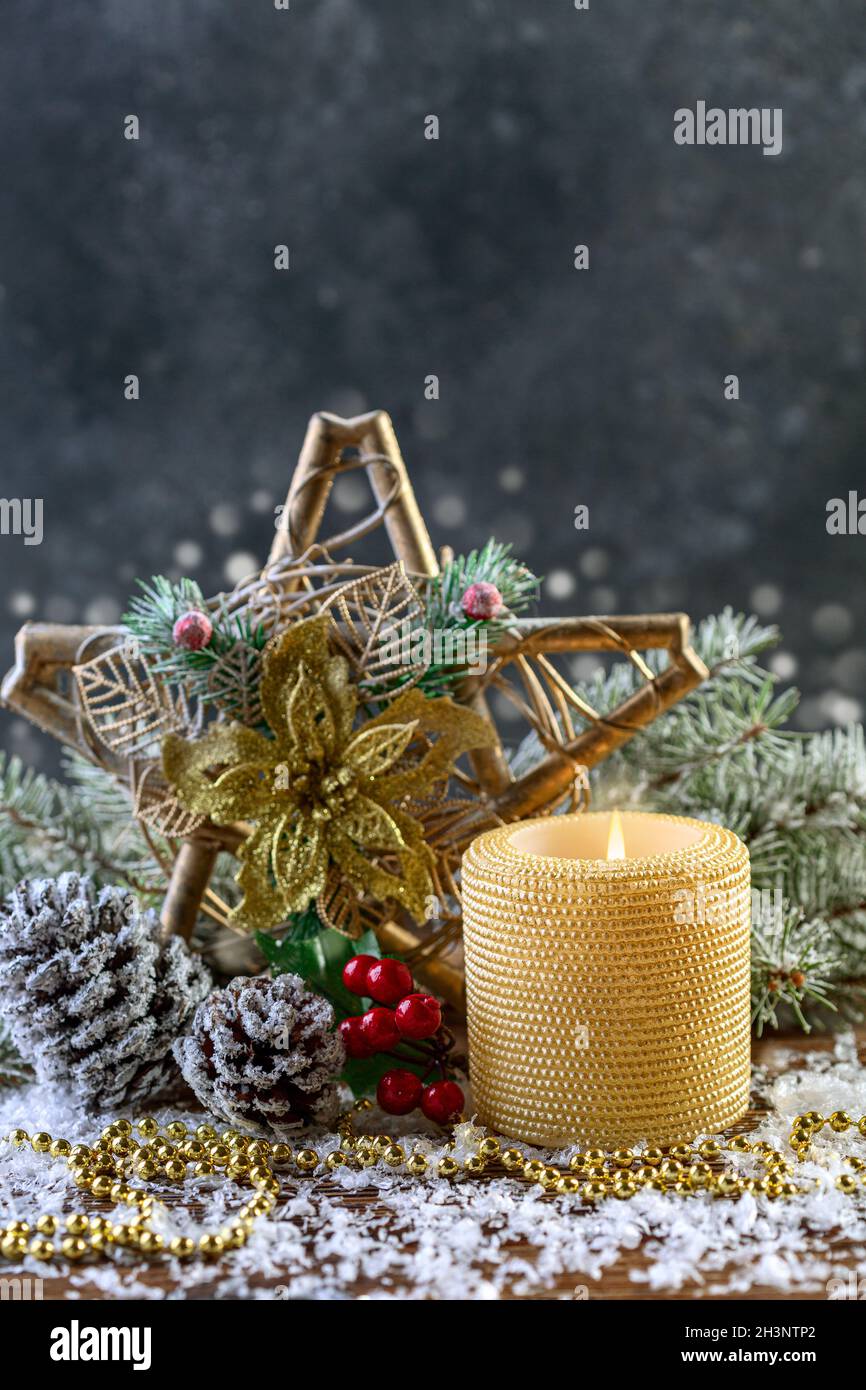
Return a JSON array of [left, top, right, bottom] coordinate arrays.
[[174, 974, 345, 1136], [0, 873, 212, 1109]]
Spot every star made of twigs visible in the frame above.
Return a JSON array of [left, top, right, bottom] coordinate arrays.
[[0, 409, 708, 1003]]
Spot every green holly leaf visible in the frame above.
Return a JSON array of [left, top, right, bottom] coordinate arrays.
[[340, 1050, 429, 1101], [255, 931, 321, 981], [282, 902, 328, 943], [256, 927, 382, 1018]]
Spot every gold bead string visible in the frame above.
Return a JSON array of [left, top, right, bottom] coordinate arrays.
[[3, 1104, 865, 1265], [1, 1115, 283, 1265], [337, 1104, 866, 1199]]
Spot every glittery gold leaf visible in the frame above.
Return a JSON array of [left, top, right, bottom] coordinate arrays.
[[75, 641, 195, 759], [131, 760, 206, 838], [204, 642, 264, 726], [322, 562, 428, 698], [74, 640, 207, 838], [162, 612, 495, 933], [316, 868, 388, 940]]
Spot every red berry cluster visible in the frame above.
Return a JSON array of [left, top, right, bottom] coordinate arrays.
[[339, 955, 465, 1126]]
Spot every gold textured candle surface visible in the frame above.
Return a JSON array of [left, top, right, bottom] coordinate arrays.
[[461, 811, 751, 1148]]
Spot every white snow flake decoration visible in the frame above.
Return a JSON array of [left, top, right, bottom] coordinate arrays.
[[1, 1033, 864, 1300]]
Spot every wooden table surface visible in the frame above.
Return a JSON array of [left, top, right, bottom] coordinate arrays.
[[27, 1028, 866, 1301]]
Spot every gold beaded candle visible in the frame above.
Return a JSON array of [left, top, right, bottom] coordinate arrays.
[[461, 810, 751, 1149]]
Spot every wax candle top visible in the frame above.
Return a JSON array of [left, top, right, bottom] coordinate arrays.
[[507, 809, 709, 863]]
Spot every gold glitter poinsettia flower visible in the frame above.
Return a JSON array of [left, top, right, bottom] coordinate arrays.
[[162, 613, 495, 933]]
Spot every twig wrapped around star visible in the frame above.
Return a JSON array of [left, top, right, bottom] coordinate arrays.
[[162, 613, 495, 934]]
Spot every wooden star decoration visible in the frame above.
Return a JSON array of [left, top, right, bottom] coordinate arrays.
[[0, 410, 708, 1009]]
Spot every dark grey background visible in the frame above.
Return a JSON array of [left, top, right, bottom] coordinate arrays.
[[2, 0, 865, 770]]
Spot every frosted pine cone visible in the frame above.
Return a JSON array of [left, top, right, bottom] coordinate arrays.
[[174, 974, 345, 1136], [0, 874, 211, 1109]]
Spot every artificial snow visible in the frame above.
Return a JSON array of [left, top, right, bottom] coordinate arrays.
[[1, 1033, 865, 1300]]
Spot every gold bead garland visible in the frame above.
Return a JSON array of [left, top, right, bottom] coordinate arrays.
[[1, 1104, 864, 1265]]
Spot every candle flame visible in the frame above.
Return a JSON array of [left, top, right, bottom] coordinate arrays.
[[606, 810, 625, 860]]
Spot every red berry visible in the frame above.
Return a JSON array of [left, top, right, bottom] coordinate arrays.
[[338, 1016, 373, 1059], [342, 954, 377, 996], [377, 1069, 423, 1116], [395, 992, 442, 1041], [365, 958, 413, 1006], [359, 1007, 401, 1053], [421, 1080, 465, 1125], [461, 581, 503, 621], [172, 609, 213, 651]]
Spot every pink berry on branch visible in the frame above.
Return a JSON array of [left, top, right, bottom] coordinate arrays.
[[172, 609, 213, 651], [421, 1080, 465, 1126], [377, 1069, 423, 1116], [395, 992, 442, 1041], [460, 581, 503, 621], [365, 958, 413, 1006]]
